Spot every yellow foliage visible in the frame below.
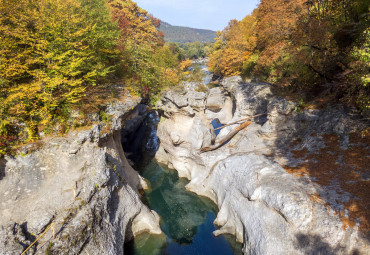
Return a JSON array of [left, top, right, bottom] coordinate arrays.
[[208, 13, 257, 77], [160, 68, 179, 88], [179, 59, 193, 71], [0, 0, 180, 150], [0, 0, 119, 140]]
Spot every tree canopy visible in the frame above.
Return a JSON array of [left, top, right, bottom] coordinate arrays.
[[208, 0, 370, 112], [0, 0, 180, 152]]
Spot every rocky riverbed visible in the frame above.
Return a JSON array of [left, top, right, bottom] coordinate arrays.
[[155, 76, 369, 254]]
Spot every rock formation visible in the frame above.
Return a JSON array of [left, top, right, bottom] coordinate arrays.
[[1, 74, 368, 255], [155, 77, 369, 254], [0, 98, 162, 254]]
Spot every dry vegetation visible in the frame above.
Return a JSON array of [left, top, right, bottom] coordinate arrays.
[[283, 132, 370, 234]]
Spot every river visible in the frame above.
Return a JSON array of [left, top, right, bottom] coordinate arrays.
[[124, 60, 241, 254], [124, 160, 242, 255]]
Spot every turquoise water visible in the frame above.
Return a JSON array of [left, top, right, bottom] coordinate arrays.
[[125, 160, 242, 255]]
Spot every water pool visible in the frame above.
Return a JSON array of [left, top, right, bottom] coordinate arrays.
[[125, 160, 242, 255]]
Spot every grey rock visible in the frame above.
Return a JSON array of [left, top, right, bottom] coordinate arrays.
[[206, 87, 226, 112], [164, 90, 189, 108], [0, 100, 161, 254], [155, 74, 369, 255], [187, 90, 207, 109], [87, 113, 100, 122], [106, 98, 143, 131], [0, 224, 29, 255], [157, 83, 207, 117]]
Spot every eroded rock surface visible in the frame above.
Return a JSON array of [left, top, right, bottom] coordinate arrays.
[[0, 99, 161, 255], [155, 77, 369, 254]]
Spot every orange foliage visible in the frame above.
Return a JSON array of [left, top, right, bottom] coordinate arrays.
[[283, 133, 370, 233], [208, 12, 257, 77], [179, 59, 192, 71], [107, 0, 164, 48], [209, 0, 370, 109]]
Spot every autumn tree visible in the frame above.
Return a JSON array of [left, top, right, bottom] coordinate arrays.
[[0, 0, 180, 153], [209, 0, 369, 112], [348, 28, 370, 112], [208, 11, 257, 77], [0, 0, 119, 139], [107, 0, 178, 98]]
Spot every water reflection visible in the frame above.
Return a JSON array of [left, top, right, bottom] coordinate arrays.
[[125, 160, 242, 255], [143, 161, 212, 244]]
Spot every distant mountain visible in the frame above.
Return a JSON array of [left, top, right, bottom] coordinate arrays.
[[160, 22, 216, 43]]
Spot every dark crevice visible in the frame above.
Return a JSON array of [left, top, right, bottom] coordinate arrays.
[[13, 222, 38, 253], [121, 110, 160, 169], [38, 217, 55, 235], [108, 187, 121, 223], [0, 158, 6, 180], [76, 228, 91, 255]]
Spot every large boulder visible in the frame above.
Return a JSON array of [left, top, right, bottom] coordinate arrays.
[[0, 101, 162, 254], [206, 87, 226, 112]]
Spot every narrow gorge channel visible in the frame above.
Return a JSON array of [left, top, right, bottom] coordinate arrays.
[[122, 110, 241, 255], [123, 60, 369, 254], [125, 161, 241, 255], [0, 60, 368, 254]]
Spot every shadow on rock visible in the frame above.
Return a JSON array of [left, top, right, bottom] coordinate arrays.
[[294, 233, 360, 255], [122, 111, 160, 169], [0, 158, 6, 180], [268, 101, 370, 241], [18, 222, 36, 250], [108, 187, 121, 225]]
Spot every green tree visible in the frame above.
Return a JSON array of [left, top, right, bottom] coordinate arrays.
[[348, 28, 370, 112], [0, 0, 120, 139]]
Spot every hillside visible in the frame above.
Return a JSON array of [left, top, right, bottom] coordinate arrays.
[[160, 21, 216, 43]]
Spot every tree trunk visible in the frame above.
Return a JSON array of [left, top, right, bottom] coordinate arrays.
[[200, 121, 252, 153]]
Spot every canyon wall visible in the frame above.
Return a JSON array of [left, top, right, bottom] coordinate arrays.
[[0, 99, 161, 255], [155, 77, 369, 254]]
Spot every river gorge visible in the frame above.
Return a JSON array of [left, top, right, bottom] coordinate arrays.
[[0, 62, 369, 254]]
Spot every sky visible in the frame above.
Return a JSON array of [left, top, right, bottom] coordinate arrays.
[[133, 0, 260, 31]]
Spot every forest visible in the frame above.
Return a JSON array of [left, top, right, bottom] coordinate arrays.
[[208, 0, 369, 113], [0, 0, 182, 153], [168, 42, 213, 60], [159, 21, 216, 43], [0, 0, 369, 154]]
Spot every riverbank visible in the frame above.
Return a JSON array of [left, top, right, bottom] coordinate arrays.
[[0, 61, 368, 254], [0, 99, 162, 254], [154, 74, 369, 254]]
